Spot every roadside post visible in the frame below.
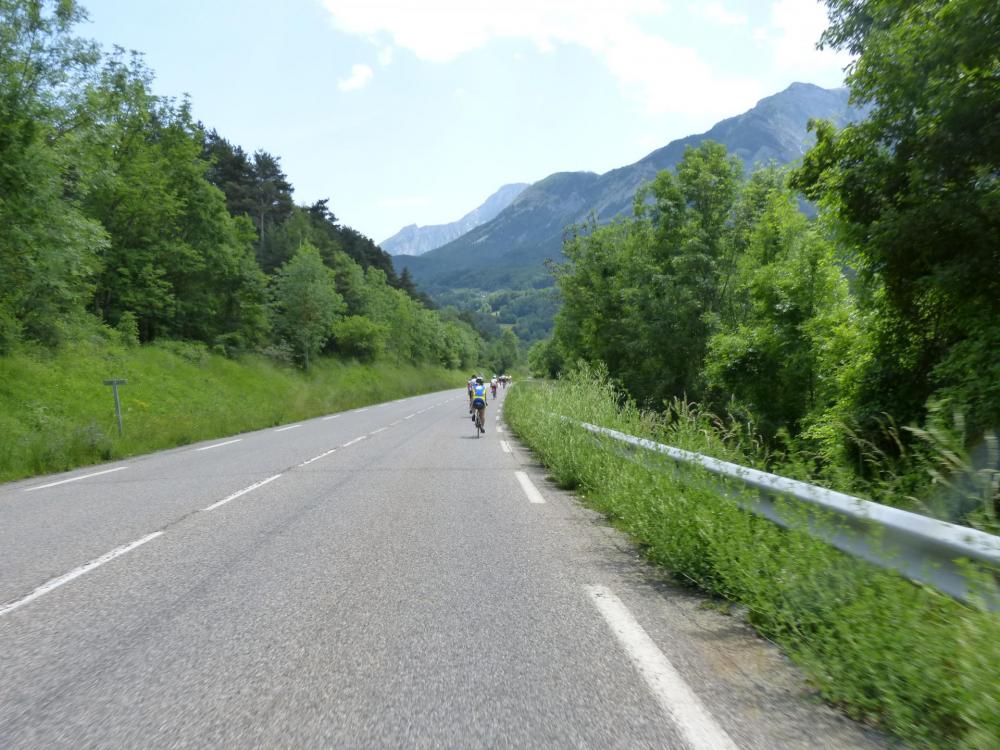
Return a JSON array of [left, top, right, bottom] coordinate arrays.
[[103, 379, 128, 436]]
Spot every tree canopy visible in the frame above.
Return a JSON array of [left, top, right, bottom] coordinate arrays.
[[793, 0, 1000, 435], [0, 0, 484, 372]]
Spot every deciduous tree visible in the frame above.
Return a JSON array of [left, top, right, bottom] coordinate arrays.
[[794, 0, 1000, 435], [270, 243, 345, 369]]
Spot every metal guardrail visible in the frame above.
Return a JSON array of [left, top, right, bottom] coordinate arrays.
[[574, 420, 1000, 611]]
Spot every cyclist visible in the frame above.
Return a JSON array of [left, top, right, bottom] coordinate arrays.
[[490, 376, 498, 399], [470, 377, 488, 433], [467, 375, 477, 413]]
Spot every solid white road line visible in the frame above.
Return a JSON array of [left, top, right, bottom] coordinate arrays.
[[343, 436, 367, 447], [203, 474, 282, 512], [586, 585, 739, 750], [275, 424, 300, 432], [194, 438, 243, 452], [24, 466, 128, 492], [356, 408, 369, 413], [298, 448, 337, 467], [322, 414, 340, 421], [0, 532, 163, 617], [501, 441, 512, 454], [514, 471, 546, 504], [390, 420, 401, 427]]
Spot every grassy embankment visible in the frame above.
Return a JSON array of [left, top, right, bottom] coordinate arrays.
[[0, 339, 466, 483], [505, 370, 999, 750]]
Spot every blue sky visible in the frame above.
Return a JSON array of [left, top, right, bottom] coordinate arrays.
[[78, 0, 849, 244]]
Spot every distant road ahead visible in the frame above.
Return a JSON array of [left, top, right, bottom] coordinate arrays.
[[0, 388, 885, 748]]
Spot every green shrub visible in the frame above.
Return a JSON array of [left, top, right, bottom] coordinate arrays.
[[115, 312, 140, 348], [0, 305, 22, 355], [330, 315, 388, 361]]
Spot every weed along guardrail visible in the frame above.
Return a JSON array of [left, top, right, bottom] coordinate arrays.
[[574, 420, 1000, 611]]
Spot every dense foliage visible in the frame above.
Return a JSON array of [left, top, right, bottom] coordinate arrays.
[[0, 0, 483, 371], [552, 147, 855, 442], [793, 0, 1000, 439], [540, 0, 998, 531]]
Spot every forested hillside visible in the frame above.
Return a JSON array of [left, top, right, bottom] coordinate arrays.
[[0, 1, 483, 371], [531, 0, 999, 536]]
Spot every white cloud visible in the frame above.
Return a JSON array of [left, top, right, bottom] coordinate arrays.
[[758, 0, 851, 72], [691, 2, 748, 26], [320, 0, 762, 117], [337, 63, 374, 91], [377, 46, 393, 66]]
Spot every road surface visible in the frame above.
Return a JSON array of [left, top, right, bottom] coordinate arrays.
[[0, 388, 888, 748]]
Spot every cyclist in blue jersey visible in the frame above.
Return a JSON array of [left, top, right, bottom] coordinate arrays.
[[470, 377, 488, 433]]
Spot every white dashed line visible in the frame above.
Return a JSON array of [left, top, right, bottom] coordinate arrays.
[[390, 420, 401, 427], [500, 441, 512, 454], [194, 439, 242, 452], [298, 449, 337, 467], [514, 471, 546, 504], [356, 408, 369, 413], [203, 474, 282, 512], [586, 585, 738, 750], [275, 424, 300, 432], [343, 436, 367, 447], [497, 425, 505, 433], [0, 532, 163, 617], [404, 414, 416, 420], [370, 427, 387, 435], [24, 466, 128, 492]]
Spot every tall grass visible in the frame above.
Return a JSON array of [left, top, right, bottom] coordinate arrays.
[[0, 339, 466, 482], [506, 367, 1000, 750]]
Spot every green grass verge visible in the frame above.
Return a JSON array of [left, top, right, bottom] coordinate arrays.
[[0, 339, 466, 482], [505, 368, 1000, 750]]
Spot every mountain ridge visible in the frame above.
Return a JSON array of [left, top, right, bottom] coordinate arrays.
[[381, 182, 529, 256], [398, 83, 868, 293]]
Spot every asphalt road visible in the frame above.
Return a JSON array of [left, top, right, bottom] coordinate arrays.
[[0, 387, 889, 748]]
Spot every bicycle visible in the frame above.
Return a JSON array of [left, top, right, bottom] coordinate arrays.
[[473, 406, 485, 437]]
